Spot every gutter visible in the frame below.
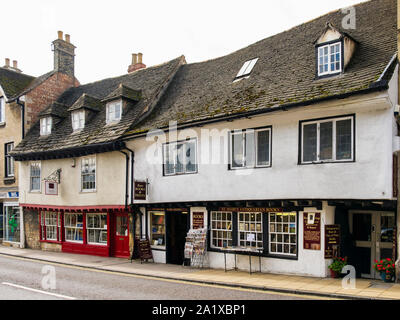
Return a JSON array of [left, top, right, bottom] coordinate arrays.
[[15, 98, 25, 139], [122, 80, 390, 140], [119, 150, 129, 210]]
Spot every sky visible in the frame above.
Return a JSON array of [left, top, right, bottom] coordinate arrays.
[[1, 0, 366, 84]]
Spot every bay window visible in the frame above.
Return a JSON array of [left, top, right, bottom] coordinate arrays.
[[301, 115, 354, 164], [86, 214, 108, 245], [163, 139, 197, 176], [230, 127, 271, 169]]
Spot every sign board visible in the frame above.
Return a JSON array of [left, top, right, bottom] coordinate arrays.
[[0, 192, 19, 199], [138, 238, 153, 263], [303, 212, 321, 250], [325, 225, 341, 259], [192, 212, 204, 229], [45, 181, 58, 195], [219, 207, 283, 213], [134, 181, 147, 200]]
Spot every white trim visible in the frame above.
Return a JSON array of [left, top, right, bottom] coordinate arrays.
[[29, 161, 41, 193], [163, 138, 198, 176], [317, 42, 342, 76], [106, 100, 122, 124], [80, 155, 97, 192]]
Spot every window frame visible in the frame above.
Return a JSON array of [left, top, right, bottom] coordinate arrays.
[[234, 58, 259, 81], [40, 211, 62, 243], [210, 211, 233, 249], [0, 96, 5, 124], [106, 100, 122, 124], [81, 156, 97, 192], [238, 212, 263, 250], [5, 142, 14, 178], [86, 213, 108, 246], [299, 114, 355, 165], [64, 212, 84, 244], [229, 126, 272, 170], [29, 162, 41, 192], [268, 212, 298, 257], [149, 211, 166, 249], [162, 138, 198, 176], [316, 40, 343, 78], [71, 110, 85, 131]]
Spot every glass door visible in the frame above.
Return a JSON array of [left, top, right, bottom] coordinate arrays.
[[350, 211, 395, 279]]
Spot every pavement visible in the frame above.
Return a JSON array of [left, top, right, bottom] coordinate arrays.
[[0, 245, 399, 300]]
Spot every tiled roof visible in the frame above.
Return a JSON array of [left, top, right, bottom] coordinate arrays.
[[11, 56, 185, 159], [67, 94, 102, 112], [0, 67, 35, 100], [129, 0, 397, 135]]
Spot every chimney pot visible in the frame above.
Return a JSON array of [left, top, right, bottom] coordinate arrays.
[[5, 58, 10, 67], [58, 31, 63, 40], [132, 53, 138, 65], [65, 34, 70, 43], [13, 60, 17, 69], [138, 53, 143, 64]]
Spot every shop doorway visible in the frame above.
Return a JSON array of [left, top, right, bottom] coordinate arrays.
[[349, 211, 395, 279], [111, 213, 130, 258], [166, 211, 189, 265]]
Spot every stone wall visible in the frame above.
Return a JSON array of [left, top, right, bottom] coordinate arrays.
[[23, 209, 40, 249]]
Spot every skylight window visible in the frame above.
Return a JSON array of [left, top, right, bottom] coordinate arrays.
[[234, 58, 259, 81]]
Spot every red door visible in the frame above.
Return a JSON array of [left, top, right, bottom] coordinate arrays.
[[112, 213, 130, 258]]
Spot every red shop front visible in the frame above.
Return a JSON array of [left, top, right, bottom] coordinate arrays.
[[22, 204, 131, 258]]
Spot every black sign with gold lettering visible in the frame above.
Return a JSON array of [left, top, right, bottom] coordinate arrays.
[[325, 225, 341, 259], [134, 181, 147, 200], [139, 238, 153, 263]]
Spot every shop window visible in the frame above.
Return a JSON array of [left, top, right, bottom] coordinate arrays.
[[238, 212, 263, 250], [150, 212, 165, 246], [300, 115, 354, 164], [64, 213, 83, 243], [5, 142, 14, 177], [163, 139, 197, 176], [81, 157, 96, 191], [211, 211, 233, 248], [40, 211, 62, 242], [86, 213, 107, 245], [230, 127, 271, 169], [269, 212, 297, 256], [3, 205, 20, 243], [30, 162, 41, 192]]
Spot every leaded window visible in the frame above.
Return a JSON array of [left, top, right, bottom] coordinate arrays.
[[211, 211, 233, 248]]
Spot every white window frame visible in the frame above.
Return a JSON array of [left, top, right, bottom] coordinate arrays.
[[5, 142, 14, 178], [81, 156, 96, 192], [71, 110, 85, 131], [106, 100, 122, 124], [238, 212, 263, 251], [40, 117, 52, 136], [317, 42, 342, 76], [64, 212, 84, 243], [210, 211, 233, 249], [234, 58, 259, 81], [163, 138, 198, 176], [230, 127, 272, 170], [0, 97, 5, 124], [40, 211, 62, 242], [29, 162, 41, 192], [300, 116, 354, 164], [86, 213, 108, 246], [268, 212, 297, 257]]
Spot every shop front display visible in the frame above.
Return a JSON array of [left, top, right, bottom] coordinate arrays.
[[3, 203, 21, 243]]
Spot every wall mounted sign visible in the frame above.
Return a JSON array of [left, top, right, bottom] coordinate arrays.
[[325, 225, 341, 259], [192, 212, 204, 229], [218, 207, 283, 213], [303, 212, 321, 250], [45, 181, 58, 195], [134, 181, 147, 200]]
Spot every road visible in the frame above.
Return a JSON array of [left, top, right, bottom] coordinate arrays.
[[0, 255, 322, 300]]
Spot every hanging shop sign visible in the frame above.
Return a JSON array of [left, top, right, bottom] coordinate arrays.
[[303, 212, 321, 250], [218, 207, 283, 213], [192, 212, 204, 229], [134, 181, 147, 200], [45, 181, 58, 195], [324, 225, 341, 259]]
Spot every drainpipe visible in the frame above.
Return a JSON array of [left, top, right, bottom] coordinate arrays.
[[16, 98, 25, 139], [119, 150, 129, 210]]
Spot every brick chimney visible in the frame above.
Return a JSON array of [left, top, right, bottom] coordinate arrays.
[[52, 31, 76, 77], [128, 52, 146, 73]]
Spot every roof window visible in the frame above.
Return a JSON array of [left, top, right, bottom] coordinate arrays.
[[234, 58, 259, 81]]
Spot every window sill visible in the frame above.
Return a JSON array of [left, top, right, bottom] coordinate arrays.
[[29, 191, 41, 194], [40, 240, 62, 244], [80, 190, 97, 194], [163, 171, 198, 177], [299, 160, 354, 165], [3, 177, 15, 184], [229, 165, 271, 171]]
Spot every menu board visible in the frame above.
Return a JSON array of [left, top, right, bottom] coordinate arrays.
[[325, 225, 341, 259], [303, 213, 321, 250], [192, 212, 204, 229], [139, 238, 154, 263]]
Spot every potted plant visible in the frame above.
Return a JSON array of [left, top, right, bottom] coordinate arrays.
[[373, 258, 396, 283], [328, 257, 347, 278]]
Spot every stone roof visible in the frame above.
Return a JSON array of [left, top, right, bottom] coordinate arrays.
[[67, 94, 102, 112], [102, 84, 142, 103], [128, 0, 397, 135], [11, 56, 185, 159], [0, 67, 35, 100], [39, 102, 69, 119]]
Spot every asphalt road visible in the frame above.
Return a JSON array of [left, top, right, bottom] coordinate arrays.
[[0, 255, 318, 300]]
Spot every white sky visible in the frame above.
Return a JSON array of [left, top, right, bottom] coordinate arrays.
[[1, 0, 365, 84]]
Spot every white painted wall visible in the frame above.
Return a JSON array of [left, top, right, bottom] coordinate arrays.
[[129, 92, 395, 204]]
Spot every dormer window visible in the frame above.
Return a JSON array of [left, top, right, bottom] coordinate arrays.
[[40, 117, 52, 136], [317, 42, 342, 76], [106, 100, 122, 124], [72, 110, 85, 131], [234, 58, 259, 81]]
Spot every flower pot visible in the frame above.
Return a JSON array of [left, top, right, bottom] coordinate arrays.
[[330, 269, 341, 278], [380, 272, 395, 283]]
